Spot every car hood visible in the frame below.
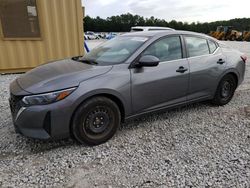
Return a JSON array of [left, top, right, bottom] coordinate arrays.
[[17, 59, 113, 94]]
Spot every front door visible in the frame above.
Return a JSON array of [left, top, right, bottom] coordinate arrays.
[[131, 36, 189, 114]]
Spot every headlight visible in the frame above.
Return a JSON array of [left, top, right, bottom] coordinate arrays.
[[22, 87, 77, 106]]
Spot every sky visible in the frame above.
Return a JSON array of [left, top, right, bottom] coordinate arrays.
[[82, 0, 250, 23]]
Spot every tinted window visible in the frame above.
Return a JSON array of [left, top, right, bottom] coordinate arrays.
[[82, 36, 148, 65], [208, 40, 217, 53], [131, 28, 143, 32], [0, 0, 40, 38], [142, 36, 182, 62], [185, 36, 209, 57]]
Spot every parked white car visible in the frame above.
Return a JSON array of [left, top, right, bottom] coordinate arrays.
[[85, 31, 99, 40], [131, 26, 175, 32]]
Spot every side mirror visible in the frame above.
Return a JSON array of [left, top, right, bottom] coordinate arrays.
[[137, 55, 160, 67]]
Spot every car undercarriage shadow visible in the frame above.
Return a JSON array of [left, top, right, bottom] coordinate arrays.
[[121, 101, 211, 130]]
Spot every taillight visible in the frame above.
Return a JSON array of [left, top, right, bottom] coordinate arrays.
[[241, 55, 247, 63]]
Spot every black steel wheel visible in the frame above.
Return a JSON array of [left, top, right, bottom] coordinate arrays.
[[72, 97, 121, 145], [212, 74, 237, 106]]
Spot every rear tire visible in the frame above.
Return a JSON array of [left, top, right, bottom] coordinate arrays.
[[72, 97, 121, 146], [211, 74, 237, 106]]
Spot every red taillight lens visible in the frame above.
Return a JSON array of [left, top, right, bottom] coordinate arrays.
[[241, 55, 247, 63]]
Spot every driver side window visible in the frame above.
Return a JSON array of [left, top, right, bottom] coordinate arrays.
[[142, 36, 182, 62]]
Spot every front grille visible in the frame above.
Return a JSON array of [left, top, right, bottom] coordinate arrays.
[[9, 94, 23, 118]]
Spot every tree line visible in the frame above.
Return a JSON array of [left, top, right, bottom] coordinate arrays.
[[84, 13, 250, 34]]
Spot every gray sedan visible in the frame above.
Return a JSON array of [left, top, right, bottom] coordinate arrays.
[[9, 31, 246, 145]]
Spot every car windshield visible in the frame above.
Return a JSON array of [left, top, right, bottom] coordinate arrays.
[[80, 36, 148, 65]]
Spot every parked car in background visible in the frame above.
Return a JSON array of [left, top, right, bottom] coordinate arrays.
[[96, 32, 106, 39], [9, 30, 246, 146], [106, 33, 117, 40], [85, 31, 99, 40], [131, 26, 175, 32]]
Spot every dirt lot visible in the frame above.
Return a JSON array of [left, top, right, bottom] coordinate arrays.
[[0, 41, 250, 188]]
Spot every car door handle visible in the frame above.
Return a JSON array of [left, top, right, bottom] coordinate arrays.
[[217, 59, 225, 64], [176, 66, 188, 73]]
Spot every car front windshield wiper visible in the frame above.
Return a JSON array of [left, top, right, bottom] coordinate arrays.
[[72, 56, 98, 65], [79, 59, 98, 65]]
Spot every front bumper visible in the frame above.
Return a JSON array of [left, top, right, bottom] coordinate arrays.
[[10, 96, 73, 140], [9, 81, 74, 140]]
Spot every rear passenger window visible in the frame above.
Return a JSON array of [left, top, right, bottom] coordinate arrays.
[[185, 36, 210, 57], [208, 40, 217, 53], [142, 36, 182, 62]]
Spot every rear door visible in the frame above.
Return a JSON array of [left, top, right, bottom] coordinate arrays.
[[131, 35, 189, 114], [184, 35, 226, 101]]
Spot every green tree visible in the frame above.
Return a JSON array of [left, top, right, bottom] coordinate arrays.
[[84, 13, 250, 33]]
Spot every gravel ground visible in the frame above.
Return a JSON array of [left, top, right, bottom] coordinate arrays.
[[0, 41, 250, 188]]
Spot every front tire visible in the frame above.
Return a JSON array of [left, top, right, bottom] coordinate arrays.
[[72, 97, 121, 145], [212, 74, 237, 106]]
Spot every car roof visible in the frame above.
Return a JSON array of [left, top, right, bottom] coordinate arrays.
[[122, 30, 217, 41], [131, 26, 174, 30]]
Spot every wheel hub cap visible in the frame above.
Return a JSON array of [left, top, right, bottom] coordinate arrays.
[[85, 110, 110, 134], [221, 81, 231, 98]]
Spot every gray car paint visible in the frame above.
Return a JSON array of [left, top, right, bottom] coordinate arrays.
[[16, 59, 113, 94], [9, 30, 246, 140], [186, 45, 226, 101], [131, 58, 189, 113]]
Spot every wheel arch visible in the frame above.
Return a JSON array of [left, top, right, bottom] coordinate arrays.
[[217, 68, 239, 83], [70, 91, 126, 130], [213, 69, 239, 97], [227, 72, 238, 86], [91, 93, 126, 122]]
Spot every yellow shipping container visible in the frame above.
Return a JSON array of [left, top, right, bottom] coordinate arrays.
[[0, 0, 84, 73]]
